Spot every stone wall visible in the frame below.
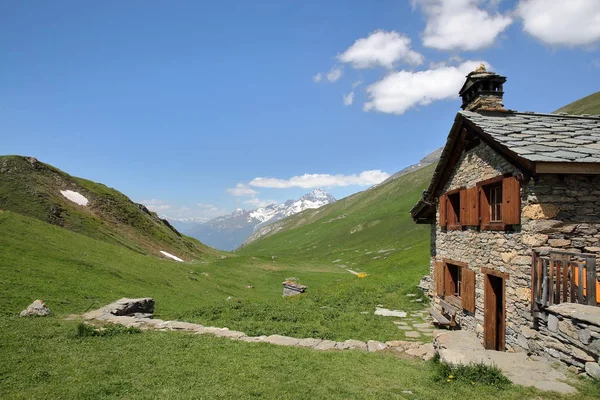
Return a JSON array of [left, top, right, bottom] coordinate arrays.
[[528, 303, 600, 375], [429, 139, 600, 359]]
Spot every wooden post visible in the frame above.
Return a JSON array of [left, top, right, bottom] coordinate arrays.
[[586, 257, 597, 306], [569, 262, 577, 303], [548, 259, 554, 306], [578, 262, 585, 304], [562, 262, 568, 304], [542, 259, 549, 307], [531, 251, 538, 311], [536, 257, 544, 301], [555, 260, 562, 304]]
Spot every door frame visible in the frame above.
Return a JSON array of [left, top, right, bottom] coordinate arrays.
[[482, 267, 509, 351]]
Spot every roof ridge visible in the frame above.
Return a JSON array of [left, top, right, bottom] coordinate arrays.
[[461, 109, 600, 120]]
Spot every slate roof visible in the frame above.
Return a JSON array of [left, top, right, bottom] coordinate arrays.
[[410, 110, 600, 222], [461, 110, 600, 163]]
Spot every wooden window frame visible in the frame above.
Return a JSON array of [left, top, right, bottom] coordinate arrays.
[[436, 259, 476, 313], [489, 184, 502, 223], [444, 260, 464, 299], [477, 175, 520, 230], [442, 187, 464, 230]]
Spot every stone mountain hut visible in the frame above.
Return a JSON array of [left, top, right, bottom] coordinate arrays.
[[411, 65, 600, 371]]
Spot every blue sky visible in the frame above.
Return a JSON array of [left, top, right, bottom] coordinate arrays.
[[2, 0, 600, 221]]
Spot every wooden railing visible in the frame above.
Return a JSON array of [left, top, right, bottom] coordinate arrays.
[[531, 250, 599, 311]]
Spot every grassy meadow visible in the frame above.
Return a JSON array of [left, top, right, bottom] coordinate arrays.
[[3, 316, 600, 400]]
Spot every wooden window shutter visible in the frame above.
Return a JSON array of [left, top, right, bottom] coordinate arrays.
[[502, 176, 521, 225], [434, 260, 445, 296], [479, 186, 490, 227], [461, 268, 476, 313], [459, 189, 467, 225], [438, 194, 447, 227], [444, 264, 454, 296], [461, 187, 479, 226]]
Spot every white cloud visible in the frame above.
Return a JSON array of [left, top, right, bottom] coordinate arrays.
[[338, 30, 424, 69], [517, 0, 600, 46], [343, 92, 355, 106], [244, 198, 278, 208], [141, 199, 172, 212], [226, 183, 258, 197], [364, 60, 487, 115], [312, 72, 323, 82], [249, 170, 390, 189], [352, 80, 363, 88], [327, 66, 343, 82], [414, 0, 513, 51]]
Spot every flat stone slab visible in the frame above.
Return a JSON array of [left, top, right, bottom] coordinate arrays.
[[343, 339, 367, 350], [413, 322, 433, 329], [405, 331, 421, 338], [406, 343, 435, 360], [297, 338, 323, 348], [367, 340, 388, 352], [386, 340, 423, 351], [314, 340, 337, 350], [234, 336, 267, 343], [434, 330, 576, 394], [547, 303, 600, 327], [374, 308, 407, 317], [266, 335, 300, 346]]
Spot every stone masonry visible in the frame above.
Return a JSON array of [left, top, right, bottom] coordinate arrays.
[[430, 139, 600, 369]]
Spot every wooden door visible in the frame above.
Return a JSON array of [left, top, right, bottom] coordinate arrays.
[[484, 274, 505, 351]]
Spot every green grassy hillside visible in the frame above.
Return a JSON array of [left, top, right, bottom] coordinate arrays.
[[555, 91, 600, 115], [0, 155, 215, 260], [0, 209, 356, 316], [238, 164, 434, 276]]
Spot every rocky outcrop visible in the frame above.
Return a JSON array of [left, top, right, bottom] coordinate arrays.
[[19, 300, 51, 317], [83, 298, 154, 320]]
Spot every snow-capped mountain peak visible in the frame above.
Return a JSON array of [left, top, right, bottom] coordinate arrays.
[[251, 188, 335, 232], [177, 189, 336, 251]]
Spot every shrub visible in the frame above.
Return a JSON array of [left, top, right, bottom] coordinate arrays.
[[430, 352, 511, 388]]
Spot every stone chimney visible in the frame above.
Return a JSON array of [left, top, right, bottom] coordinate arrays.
[[458, 64, 507, 111]]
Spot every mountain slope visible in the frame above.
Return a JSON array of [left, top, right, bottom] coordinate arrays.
[[555, 91, 600, 115], [179, 188, 336, 251], [238, 164, 434, 273], [379, 147, 442, 185], [0, 155, 216, 260]]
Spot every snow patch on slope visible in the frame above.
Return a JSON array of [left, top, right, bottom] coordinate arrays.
[[160, 251, 184, 262], [60, 190, 89, 206]]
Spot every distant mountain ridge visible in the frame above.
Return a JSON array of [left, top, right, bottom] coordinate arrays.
[[176, 188, 336, 251], [380, 147, 442, 185], [242, 148, 442, 247]]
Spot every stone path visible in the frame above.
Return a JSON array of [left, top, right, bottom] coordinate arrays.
[[378, 307, 434, 340], [82, 298, 578, 394], [82, 298, 434, 360], [434, 330, 577, 394]]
